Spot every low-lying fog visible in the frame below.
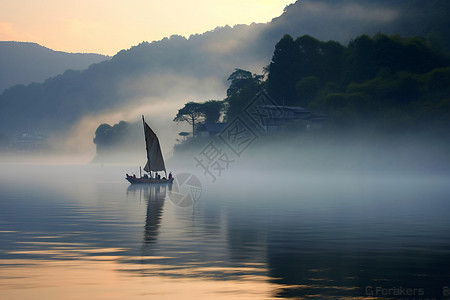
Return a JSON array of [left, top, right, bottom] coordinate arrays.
[[2, 133, 449, 300], [2, 128, 449, 184]]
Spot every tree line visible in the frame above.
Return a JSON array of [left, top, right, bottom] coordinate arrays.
[[174, 33, 450, 136], [93, 32, 450, 157]]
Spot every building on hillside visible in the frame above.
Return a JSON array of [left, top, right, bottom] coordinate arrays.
[[195, 91, 327, 137], [246, 91, 327, 133], [256, 105, 327, 132]]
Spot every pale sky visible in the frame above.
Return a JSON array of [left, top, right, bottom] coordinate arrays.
[[0, 0, 295, 55]]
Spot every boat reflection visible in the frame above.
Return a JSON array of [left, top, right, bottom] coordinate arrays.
[[127, 184, 168, 244], [4, 165, 449, 299]]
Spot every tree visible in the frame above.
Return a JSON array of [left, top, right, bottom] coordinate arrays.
[[173, 101, 204, 136], [295, 76, 320, 106], [345, 35, 376, 83], [266, 34, 345, 105], [296, 35, 322, 78], [93, 121, 129, 154], [225, 69, 263, 120], [267, 34, 299, 104], [320, 40, 345, 83], [227, 69, 261, 96], [200, 100, 224, 123]]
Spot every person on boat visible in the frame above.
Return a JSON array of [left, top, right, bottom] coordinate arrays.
[[157, 174, 161, 179], [168, 172, 172, 180]]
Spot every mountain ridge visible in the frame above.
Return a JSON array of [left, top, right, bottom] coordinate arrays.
[[0, 0, 449, 151], [0, 41, 109, 93]]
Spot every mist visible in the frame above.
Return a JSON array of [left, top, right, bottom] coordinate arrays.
[[2, 0, 448, 165], [170, 131, 450, 184], [2, 144, 449, 299], [2, 2, 450, 298]]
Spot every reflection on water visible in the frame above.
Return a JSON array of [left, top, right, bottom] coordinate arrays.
[[127, 184, 167, 244], [0, 165, 450, 299]]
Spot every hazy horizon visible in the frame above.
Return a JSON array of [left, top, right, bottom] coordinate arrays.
[[0, 0, 295, 55]]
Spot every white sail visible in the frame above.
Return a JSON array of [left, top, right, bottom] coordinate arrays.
[[142, 116, 166, 173]]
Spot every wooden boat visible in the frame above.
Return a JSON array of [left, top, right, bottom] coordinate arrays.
[[126, 175, 173, 184], [126, 116, 174, 184]]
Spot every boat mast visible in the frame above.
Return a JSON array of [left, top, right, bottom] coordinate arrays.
[[142, 115, 151, 176]]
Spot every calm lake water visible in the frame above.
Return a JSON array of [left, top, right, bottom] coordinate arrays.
[[1, 163, 450, 299]]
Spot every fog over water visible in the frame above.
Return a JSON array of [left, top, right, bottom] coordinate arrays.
[[60, 72, 227, 156], [1, 0, 449, 297], [1, 131, 450, 298]]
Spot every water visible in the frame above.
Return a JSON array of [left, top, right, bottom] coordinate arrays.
[[1, 164, 450, 299]]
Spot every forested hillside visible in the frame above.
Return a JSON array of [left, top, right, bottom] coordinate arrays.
[[265, 34, 450, 132], [94, 32, 450, 162], [1, 0, 449, 154], [199, 33, 450, 135]]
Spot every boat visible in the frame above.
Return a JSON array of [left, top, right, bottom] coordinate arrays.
[[126, 116, 174, 184]]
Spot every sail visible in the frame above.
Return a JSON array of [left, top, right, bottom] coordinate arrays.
[[142, 117, 166, 173]]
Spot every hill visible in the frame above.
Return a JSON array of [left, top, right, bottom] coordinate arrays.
[[0, 41, 109, 93], [0, 0, 449, 153]]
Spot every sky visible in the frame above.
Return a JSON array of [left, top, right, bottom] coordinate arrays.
[[0, 0, 295, 56]]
